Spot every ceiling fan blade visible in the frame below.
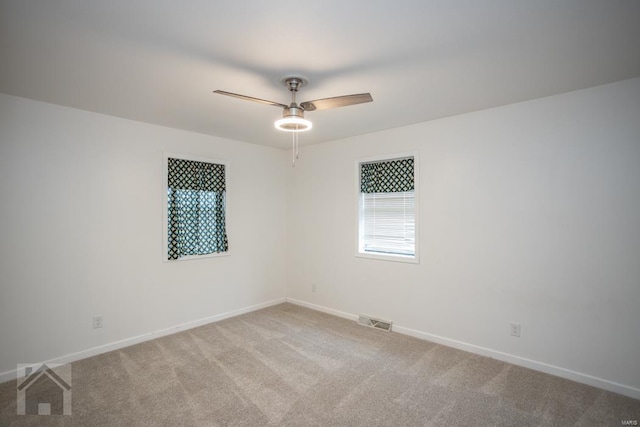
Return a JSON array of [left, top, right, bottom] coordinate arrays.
[[213, 90, 287, 108], [300, 93, 373, 112]]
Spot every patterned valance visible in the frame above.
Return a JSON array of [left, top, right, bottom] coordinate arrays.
[[168, 158, 225, 192], [360, 157, 414, 193]]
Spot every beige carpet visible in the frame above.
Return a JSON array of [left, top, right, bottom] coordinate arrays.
[[0, 303, 638, 426]]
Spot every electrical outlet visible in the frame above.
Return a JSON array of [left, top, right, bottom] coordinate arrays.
[[93, 316, 103, 329], [510, 322, 521, 337], [311, 283, 317, 293]]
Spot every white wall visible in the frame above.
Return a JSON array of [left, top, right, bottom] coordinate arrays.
[[0, 94, 288, 377], [286, 78, 640, 397]]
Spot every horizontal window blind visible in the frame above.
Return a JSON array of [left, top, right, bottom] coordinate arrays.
[[362, 191, 415, 256]]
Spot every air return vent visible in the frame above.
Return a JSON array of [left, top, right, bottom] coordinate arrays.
[[357, 314, 392, 332]]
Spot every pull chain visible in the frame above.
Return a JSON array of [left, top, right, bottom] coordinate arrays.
[[292, 124, 300, 167]]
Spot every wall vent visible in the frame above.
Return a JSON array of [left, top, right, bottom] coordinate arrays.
[[357, 314, 392, 332]]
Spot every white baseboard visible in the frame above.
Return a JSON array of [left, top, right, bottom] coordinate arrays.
[[0, 297, 286, 385], [285, 298, 640, 400], [285, 297, 358, 321]]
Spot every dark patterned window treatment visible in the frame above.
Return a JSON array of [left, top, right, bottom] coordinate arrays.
[[167, 157, 228, 260], [360, 157, 414, 193]]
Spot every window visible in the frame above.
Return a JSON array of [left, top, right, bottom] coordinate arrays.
[[356, 154, 418, 263], [163, 153, 229, 261]]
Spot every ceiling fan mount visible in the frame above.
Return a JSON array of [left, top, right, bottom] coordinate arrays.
[[280, 75, 308, 92]]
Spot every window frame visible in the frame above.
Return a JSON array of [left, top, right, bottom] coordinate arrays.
[[162, 152, 230, 262], [355, 151, 419, 264]]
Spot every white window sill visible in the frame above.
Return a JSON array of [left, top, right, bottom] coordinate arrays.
[[355, 251, 419, 264], [163, 251, 230, 263]]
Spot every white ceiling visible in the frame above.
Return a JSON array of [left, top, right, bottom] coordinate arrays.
[[1, 0, 639, 149]]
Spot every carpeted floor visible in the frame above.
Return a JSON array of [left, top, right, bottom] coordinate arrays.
[[0, 303, 638, 426]]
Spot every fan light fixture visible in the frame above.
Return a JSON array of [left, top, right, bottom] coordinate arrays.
[[274, 106, 312, 132]]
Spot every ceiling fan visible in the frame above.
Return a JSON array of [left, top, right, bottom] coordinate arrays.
[[214, 76, 373, 165]]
